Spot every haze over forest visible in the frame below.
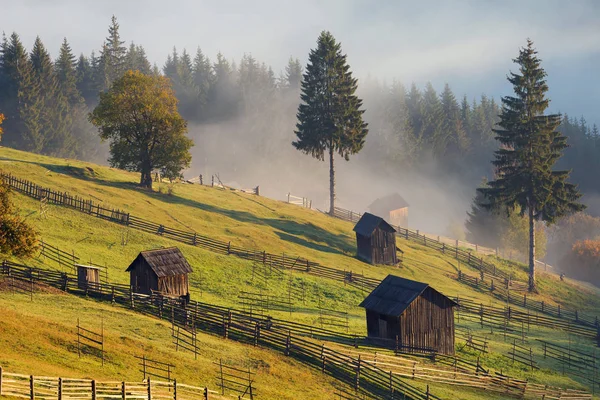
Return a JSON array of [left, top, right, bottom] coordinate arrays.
[[0, 0, 599, 240]]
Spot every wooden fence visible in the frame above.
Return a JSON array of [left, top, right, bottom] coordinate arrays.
[[1, 173, 380, 296], [0, 368, 229, 400], [456, 271, 600, 340], [186, 174, 259, 196], [6, 172, 597, 340], [287, 193, 312, 209], [325, 347, 592, 399], [0, 261, 439, 400], [2, 260, 595, 399]]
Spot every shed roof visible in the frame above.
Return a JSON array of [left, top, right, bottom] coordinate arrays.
[[358, 275, 456, 317], [353, 212, 396, 237], [126, 247, 193, 277], [368, 193, 409, 213], [75, 264, 102, 270]]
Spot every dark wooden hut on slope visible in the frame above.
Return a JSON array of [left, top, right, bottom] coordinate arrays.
[[359, 275, 457, 355], [353, 213, 397, 265], [126, 247, 192, 298], [368, 193, 409, 228]]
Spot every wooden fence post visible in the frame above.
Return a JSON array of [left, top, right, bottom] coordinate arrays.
[[92, 380, 97, 400], [30, 375, 34, 400], [0, 366, 2, 396], [285, 331, 291, 356], [355, 355, 361, 390], [58, 378, 62, 400], [121, 382, 126, 400], [147, 377, 152, 400], [173, 380, 177, 400], [203, 387, 208, 400]]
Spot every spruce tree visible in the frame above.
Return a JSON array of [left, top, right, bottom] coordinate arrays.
[[55, 38, 81, 105], [104, 15, 127, 84], [421, 82, 444, 156], [31, 36, 73, 156], [293, 31, 368, 215], [404, 83, 424, 162], [76, 54, 98, 106], [480, 40, 585, 291], [192, 48, 212, 120], [0, 33, 42, 152], [440, 83, 468, 159]]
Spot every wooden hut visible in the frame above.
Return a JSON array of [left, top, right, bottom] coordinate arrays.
[[359, 275, 457, 354], [126, 247, 193, 298], [353, 213, 397, 265], [368, 193, 409, 228], [76, 264, 101, 290]]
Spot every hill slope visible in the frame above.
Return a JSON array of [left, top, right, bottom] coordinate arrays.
[[1, 147, 599, 399]]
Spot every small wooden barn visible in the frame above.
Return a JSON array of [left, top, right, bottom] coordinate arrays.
[[76, 264, 101, 290], [368, 193, 409, 228], [353, 213, 398, 265], [126, 247, 193, 298], [359, 275, 457, 354]]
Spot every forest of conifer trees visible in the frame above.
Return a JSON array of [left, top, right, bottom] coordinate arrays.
[[0, 16, 598, 215]]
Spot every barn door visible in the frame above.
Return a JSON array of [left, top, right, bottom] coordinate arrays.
[[378, 317, 388, 339]]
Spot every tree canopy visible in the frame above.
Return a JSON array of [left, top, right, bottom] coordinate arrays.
[[89, 70, 193, 188]]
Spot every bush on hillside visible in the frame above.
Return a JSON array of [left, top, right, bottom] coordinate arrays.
[[0, 181, 38, 257]]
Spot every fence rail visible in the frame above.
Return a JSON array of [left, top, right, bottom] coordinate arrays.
[[0, 368, 229, 400]]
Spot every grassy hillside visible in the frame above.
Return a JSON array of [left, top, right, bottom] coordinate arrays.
[[0, 286, 353, 399], [1, 147, 599, 399]]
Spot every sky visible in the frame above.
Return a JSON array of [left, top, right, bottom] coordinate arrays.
[[1, 0, 599, 125]]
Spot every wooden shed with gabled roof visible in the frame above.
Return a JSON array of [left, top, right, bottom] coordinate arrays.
[[353, 212, 398, 265], [368, 193, 409, 228], [359, 275, 457, 354], [126, 247, 193, 298]]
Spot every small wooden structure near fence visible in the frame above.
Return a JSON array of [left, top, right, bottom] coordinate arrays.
[[353, 213, 397, 265], [126, 247, 192, 298], [359, 275, 457, 355], [76, 264, 101, 290]]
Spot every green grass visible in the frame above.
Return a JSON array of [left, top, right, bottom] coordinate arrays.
[[0, 288, 351, 399], [2, 147, 600, 398]]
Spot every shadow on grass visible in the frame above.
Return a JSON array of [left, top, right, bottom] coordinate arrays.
[[4, 157, 355, 256]]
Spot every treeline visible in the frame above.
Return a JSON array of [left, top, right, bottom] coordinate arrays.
[[0, 16, 599, 204]]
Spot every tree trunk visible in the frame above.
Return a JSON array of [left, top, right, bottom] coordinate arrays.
[[329, 146, 335, 216], [528, 206, 536, 292], [140, 167, 153, 189]]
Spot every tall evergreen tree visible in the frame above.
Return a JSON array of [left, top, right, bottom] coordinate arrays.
[[104, 15, 127, 85], [479, 40, 585, 291], [192, 48, 212, 120], [55, 38, 82, 105], [0, 33, 43, 152], [421, 82, 444, 156], [440, 83, 468, 160], [293, 31, 368, 215], [31, 36, 73, 156]]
